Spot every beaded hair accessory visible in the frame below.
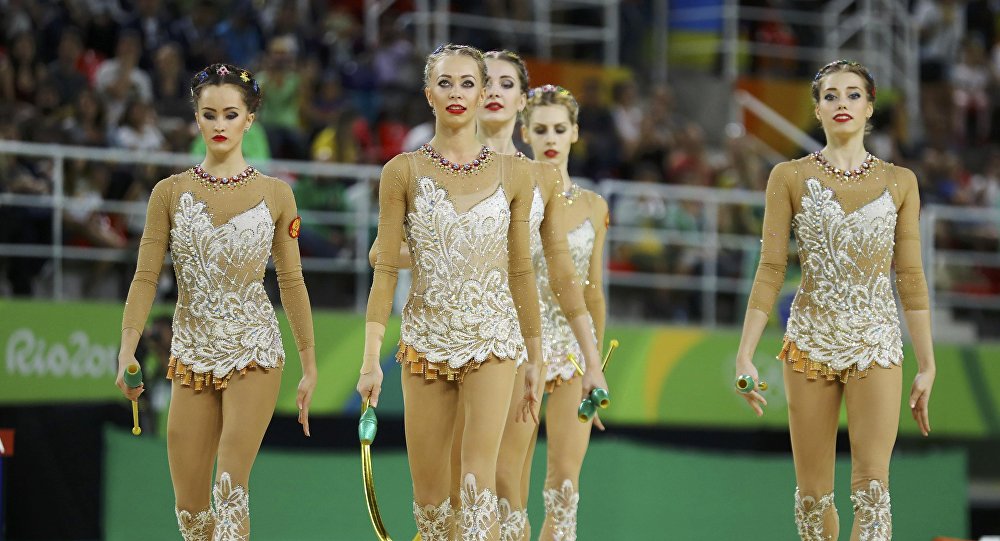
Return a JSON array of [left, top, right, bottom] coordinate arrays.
[[240, 71, 250, 82], [217, 65, 230, 76], [528, 84, 571, 98]]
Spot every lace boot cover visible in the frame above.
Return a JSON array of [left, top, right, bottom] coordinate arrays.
[[850, 480, 892, 541], [542, 479, 579, 541], [212, 472, 249, 541], [176, 506, 215, 541], [794, 488, 836, 541], [459, 473, 499, 541], [413, 497, 453, 541], [498, 497, 527, 541]]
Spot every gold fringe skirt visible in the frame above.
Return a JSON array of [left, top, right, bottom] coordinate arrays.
[[545, 372, 580, 394], [396, 342, 507, 383], [778, 337, 876, 383], [166, 355, 280, 391]]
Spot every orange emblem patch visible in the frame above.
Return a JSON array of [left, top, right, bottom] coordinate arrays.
[[289, 216, 302, 238], [604, 211, 610, 229]]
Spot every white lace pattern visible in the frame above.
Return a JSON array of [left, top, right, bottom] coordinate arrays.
[[459, 473, 499, 541], [786, 179, 902, 371], [169, 193, 284, 378], [401, 177, 526, 368], [498, 497, 527, 541], [175, 506, 214, 541], [212, 472, 248, 541], [794, 488, 835, 541], [413, 497, 453, 541], [541, 220, 597, 383], [851, 480, 892, 541], [543, 479, 579, 541]]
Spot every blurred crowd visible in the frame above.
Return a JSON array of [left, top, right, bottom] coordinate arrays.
[[1, 0, 998, 329]]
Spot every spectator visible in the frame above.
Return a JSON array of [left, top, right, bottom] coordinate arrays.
[[575, 77, 619, 178], [611, 79, 644, 167], [62, 88, 109, 147], [214, 6, 264, 68], [952, 39, 992, 144], [121, 0, 173, 70], [112, 99, 166, 152], [150, 42, 191, 148], [256, 35, 308, 159], [94, 29, 153, 129], [45, 27, 89, 107], [169, 0, 221, 71], [0, 31, 46, 105]]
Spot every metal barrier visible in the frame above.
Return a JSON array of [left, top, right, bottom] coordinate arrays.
[[2, 140, 999, 334]]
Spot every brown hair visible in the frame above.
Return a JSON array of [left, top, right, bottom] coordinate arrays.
[[484, 50, 530, 94], [423, 43, 487, 87], [190, 63, 263, 112], [810, 60, 876, 104], [521, 84, 580, 126]]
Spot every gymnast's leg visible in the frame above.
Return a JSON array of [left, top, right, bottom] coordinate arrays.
[[538, 376, 592, 541], [167, 382, 223, 540], [495, 363, 537, 540]]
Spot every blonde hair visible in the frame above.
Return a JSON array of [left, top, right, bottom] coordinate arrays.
[[521, 84, 579, 126], [423, 43, 487, 87]]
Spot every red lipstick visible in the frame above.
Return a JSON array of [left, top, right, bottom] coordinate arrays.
[[212, 135, 228, 142], [446, 104, 467, 115], [544, 149, 559, 158], [485, 102, 503, 111], [833, 114, 853, 123]]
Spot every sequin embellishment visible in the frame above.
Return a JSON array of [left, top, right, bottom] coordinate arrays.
[[543, 479, 579, 541], [785, 178, 902, 372], [851, 480, 892, 541], [401, 177, 525, 368], [169, 193, 284, 380]]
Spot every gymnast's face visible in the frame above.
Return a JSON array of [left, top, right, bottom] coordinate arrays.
[[195, 84, 254, 156], [478, 58, 526, 127], [814, 71, 872, 138], [425, 55, 485, 129], [522, 104, 578, 169]]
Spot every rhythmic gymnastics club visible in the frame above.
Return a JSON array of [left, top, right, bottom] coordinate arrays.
[[123, 364, 143, 436], [359, 397, 393, 541], [576, 339, 620, 422]]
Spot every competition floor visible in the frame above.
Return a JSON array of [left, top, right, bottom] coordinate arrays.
[[104, 427, 966, 540]]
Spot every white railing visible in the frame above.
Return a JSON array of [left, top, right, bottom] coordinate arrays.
[[2, 140, 999, 333]]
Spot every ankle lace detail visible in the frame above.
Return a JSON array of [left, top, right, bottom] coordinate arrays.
[[176, 506, 214, 541], [460, 473, 499, 541], [794, 488, 835, 541], [413, 497, 453, 541], [851, 480, 892, 541], [498, 497, 527, 541], [543, 479, 579, 541], [212, 472, 249, 541]]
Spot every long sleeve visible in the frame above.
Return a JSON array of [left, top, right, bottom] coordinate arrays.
[[508, 173, 542, 339], [121, 178, 171, 334], [893, 167, 930, 311], [271, 179, 315, 350], [585, 194, 609, 347], [365, 155, 408, 326], [747, 163, 793, 315], [537, 162, 587, 319]]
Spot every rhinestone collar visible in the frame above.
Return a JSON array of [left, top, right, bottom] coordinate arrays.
[[560, 183, 582, 204], [809, 152, 878, 182], [191, 164, 258, 190], [419, 144, 493, 175]]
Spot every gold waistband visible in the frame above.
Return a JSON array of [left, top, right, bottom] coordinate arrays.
[[778, 337, 876, 383], [396, 342, 505, 383]]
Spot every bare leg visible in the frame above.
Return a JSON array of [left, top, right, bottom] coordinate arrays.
[[845, 366, 900, 541], [214, 368, 282, 540], [784, 362, 843, 540], [167, 381, 222, 540], [451, 394, 465, 539], [403, 367, 460, 541], [539, 376, 592, 541], [459, 360, 518, 541]]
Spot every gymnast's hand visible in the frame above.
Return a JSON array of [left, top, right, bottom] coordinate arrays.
[[115, 355, 144, 402], [909, 369, 935, 437], [518, 363, 543, 424], [734, 358, 767, 417], [357, 363, 384, 408], [297, 369, 316, 437]]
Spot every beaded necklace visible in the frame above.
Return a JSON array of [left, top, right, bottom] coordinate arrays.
[[190, 164, 258, 190], [809, 152, 878, 182], [419, 144, 493, 175], [560, 183, 582, 205]]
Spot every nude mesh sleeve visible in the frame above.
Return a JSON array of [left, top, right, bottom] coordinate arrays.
[[537, 162, 587, 320], [747, 163, 793, 315], [365, 155, 408, 326], [121, 178, 171, 334], [893, 167, 930, 311], [271, 179, 315, 350], [585, 195, 609, 347], [508, 169, 542, 339]]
